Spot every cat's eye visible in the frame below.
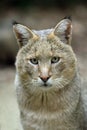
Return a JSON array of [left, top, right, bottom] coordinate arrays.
[[30, 58, 38, 65], [51, 57, 60, 64]]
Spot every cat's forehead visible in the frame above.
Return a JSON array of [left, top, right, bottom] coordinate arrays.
[[28, 31, 65, 54], [25, 29, 71, 56], [28, 37, 62, 58], [31, 39, 53, 57], [33, 29, 53, 38]]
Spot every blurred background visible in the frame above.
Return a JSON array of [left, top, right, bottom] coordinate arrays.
[[0, 0, 87, 130]]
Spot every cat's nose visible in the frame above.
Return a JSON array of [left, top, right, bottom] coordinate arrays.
[[40, 76, 50, 83]]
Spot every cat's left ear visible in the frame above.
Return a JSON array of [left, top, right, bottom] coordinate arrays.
[[53, 17, 72, 45], [13, 21, 38, 48]]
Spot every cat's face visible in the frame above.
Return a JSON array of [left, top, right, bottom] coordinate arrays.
[[13, 17, 77, 91], [16, 37, 76, 91]]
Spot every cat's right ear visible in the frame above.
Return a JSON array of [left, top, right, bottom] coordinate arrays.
[[13, 21, 38, 48], [48, 16, 72, 45], [54, 17, 72, 45]]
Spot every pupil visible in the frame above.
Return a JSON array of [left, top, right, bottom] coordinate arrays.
[[54, 57, 57, 60], [32, 58, 38, 64], [34, 59, 36, 62], [33, 59, 37, 63], [51, 57, 59, 64], [30, 58, 38, 65]]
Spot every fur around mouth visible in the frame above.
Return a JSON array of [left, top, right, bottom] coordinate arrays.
[[44, 83, 48, 87], [41, 83, 52, 87]]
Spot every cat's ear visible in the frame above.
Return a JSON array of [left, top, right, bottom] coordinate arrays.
[[13, 21, 38, 48], [50, 17, 72, 45]]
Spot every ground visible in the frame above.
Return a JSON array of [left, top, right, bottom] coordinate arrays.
[[0, 68, 22, 130]]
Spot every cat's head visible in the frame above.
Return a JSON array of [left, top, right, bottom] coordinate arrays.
[[13, 17, 77, 91]]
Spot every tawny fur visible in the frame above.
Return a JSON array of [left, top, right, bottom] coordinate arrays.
[[13, 17, 87, 130]]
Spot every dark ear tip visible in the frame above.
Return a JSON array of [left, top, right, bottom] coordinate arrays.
[[63, 16, 72, 21], [12, 20, 19, 25]]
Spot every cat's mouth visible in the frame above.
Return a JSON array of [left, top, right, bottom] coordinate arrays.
[[41, 82, 52, 88], [37, 78, 52, 88], [43, 83, 48, 87]]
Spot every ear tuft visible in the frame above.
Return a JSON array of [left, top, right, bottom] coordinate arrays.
[[63, 16, 72, 21], [12, 20, 19, 25]]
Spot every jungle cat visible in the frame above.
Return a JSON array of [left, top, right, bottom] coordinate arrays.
[[13, 17, 87, 130]]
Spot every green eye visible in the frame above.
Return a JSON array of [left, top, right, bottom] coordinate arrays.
[[30, 58, 38, 65], [51, 57, 60, 64]]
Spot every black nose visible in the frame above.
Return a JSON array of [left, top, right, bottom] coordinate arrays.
[[40, 76, 50, 83]]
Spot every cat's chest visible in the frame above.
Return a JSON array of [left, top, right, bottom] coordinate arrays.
[[21, 110, 81, 130]]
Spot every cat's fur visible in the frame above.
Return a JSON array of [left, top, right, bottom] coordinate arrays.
[[13, 17, 87, 130]]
